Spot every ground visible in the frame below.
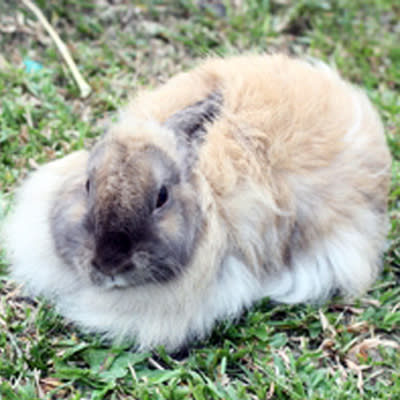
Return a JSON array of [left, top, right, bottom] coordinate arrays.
[[0, 1, 399, 399]]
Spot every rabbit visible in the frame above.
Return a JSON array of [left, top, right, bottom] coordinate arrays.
[[2, 54, 392, 352]]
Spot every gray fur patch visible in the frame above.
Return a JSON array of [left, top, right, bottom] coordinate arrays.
[[50, 174, 91, 268]]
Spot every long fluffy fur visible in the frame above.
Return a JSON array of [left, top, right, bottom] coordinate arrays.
[[2, 54, 391, 351]]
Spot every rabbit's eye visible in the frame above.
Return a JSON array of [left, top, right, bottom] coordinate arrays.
[[86, 179, 90, 193], [156, 185, 168, 209]]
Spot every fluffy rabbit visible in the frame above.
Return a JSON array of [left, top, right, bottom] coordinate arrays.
[[3, 54, 391, 351]]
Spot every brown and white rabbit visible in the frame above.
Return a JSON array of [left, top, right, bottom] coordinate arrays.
[[2, 54, 391, 351]]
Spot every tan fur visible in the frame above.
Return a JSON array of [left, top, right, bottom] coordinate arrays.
[[3, 54, 391, 351], [126, 54, 390, 287]]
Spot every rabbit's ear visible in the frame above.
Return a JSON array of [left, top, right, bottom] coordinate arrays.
[[164, 90, 222, 174], [164, 90, 222, 144]]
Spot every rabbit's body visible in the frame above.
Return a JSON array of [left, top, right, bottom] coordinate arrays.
[[3, 55, 391, 351]]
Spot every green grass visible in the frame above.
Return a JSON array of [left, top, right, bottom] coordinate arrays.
[[0, 0, 399, 398]]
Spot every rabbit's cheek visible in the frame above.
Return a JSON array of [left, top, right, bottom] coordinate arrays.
[[156, 183, 204, 265], [50, 178, 92, 269], [130, 251, 181, 284]]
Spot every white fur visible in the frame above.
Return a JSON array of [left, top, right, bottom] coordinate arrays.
[[3, 169, 379, 350], [3, 158, 85, 297]]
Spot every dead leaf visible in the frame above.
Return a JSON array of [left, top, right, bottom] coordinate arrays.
[[319, 338, 335, 352], [345, 358, 369, 395], [346, 321, 370, 334], [40, 377, 63, 392], [319, 309, 337, 337], [33, 369, 45, 399], [20, 125, 29, 144], [361, 298, 381, 307], [348, 337, 399, 364], [266, 381, 275, 399], [277, 348, 291, 369], [330, 304, 364, 315]]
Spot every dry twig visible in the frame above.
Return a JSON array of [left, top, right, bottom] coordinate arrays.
[[21, 0, 92, 98]]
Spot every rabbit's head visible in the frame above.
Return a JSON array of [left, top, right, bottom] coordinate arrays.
[[51, 92, 222, 289]]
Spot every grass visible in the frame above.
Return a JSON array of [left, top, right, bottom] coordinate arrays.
[[0, 0, 399, 399]]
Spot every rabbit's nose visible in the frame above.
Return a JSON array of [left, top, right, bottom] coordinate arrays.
[[93, 231, 133, 273]]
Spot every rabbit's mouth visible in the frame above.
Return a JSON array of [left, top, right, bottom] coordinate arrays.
[[89, 268, 131, 289], [88, 252, 184, 289]]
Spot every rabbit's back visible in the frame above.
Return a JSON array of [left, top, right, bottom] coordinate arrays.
[[127, 54, 389, 190]]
